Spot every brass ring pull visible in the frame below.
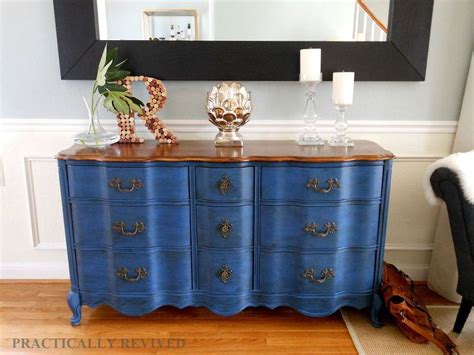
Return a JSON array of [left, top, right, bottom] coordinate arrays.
[[217, 265, 232, 283], [217, 219, 232, 238], [302, 268, 335, 284], [112, 221, 146, 236], [109, 177, 144, 193], [117, 267, 148, 282], [217, 175, 232, 195], [306, 178, 340, 193], [304, 222, 338, 238]]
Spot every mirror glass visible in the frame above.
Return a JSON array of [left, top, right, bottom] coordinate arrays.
[[96, 0, 390, 42]]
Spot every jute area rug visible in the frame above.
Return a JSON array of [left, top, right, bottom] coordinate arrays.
[[342, 306, 474, 354]]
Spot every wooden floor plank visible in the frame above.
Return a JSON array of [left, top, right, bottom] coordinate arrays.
[[0, 281, 452, 354]]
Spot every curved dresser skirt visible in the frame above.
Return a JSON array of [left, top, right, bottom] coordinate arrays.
[[77, 291, 374, 317]]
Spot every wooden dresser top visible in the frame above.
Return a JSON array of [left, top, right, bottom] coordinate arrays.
[[57, 140, 394, 163]]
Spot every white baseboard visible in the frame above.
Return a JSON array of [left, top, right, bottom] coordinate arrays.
[[0, 263, 69, 279], [394, 264, 430, 281], [385, 243, 434, 251]]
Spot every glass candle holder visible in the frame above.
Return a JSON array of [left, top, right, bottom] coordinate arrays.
[[329, 104, 354, 147], [297, 80, 325, 146]]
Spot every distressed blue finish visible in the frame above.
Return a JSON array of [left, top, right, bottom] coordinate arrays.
[[71, 202, 190, 248], [67, 165, 189, 201], [76, 248, 192, 293], [58, 157, 392, 326], [198, 250, 253, 293], [197, 205, 254, 248], [371, 159, 393, 327], [67, 291, 81, 326], [79, 291, 373, 317], [260, 203, 380, 249], [259, 249, 376, 294], [196, 167, 254, 202], [261, 164, 383, 201], [58, 161, 81, 326]]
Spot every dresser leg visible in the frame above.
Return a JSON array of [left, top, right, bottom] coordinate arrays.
[[370, 294, 383, 328], [67, 290, 82, 326]]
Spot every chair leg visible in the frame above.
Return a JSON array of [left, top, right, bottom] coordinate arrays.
[[453, 297, 472, 334]]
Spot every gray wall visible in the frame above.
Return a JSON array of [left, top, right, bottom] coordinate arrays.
[[103, 0, 355, 42], [364, 0, 390, 27], [213, 0, 354, 41], [1, 0, 473, 122]]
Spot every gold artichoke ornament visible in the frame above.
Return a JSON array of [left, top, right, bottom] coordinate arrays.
[[207, 82, 252, 147]]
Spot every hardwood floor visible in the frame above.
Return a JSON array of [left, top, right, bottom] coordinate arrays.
[[0, 281, 453, 354]]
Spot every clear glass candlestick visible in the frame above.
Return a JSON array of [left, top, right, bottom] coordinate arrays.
[[297, 81, 325, 146], [329, 104, 354, 147]]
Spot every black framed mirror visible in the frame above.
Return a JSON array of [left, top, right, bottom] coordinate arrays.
[[53, 0, 433, 81]]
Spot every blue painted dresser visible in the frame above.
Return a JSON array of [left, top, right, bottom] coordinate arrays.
[[57, 140, 393, 326]]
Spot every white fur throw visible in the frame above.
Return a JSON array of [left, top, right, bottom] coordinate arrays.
[[423, 150, 474, 206]]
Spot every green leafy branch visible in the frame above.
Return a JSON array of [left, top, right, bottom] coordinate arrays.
[[91, 44, 144, 118]]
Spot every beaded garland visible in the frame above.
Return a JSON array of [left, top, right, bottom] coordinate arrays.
[[116, 76, 178, 144]]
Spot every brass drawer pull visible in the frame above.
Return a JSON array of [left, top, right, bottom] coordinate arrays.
[[217, 219, 232, 238], [306, 178, 340, 193], [117, 267, 148, 282], [217, 175, 232, 195], [217, 265, 232, 283], [302, 268, 335, 284], [304, 222, 338, 238], [112, 221, 145, 236], [109, 177, 144, 193]]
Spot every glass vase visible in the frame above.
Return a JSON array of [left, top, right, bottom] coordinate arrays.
[[73, 97, 120, 148]]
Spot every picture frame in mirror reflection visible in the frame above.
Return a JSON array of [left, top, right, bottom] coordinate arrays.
[[142, 9, 199, 41]]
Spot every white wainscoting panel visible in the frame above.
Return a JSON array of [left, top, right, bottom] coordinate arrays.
[[0, 118, 457, 279], [24, 157, 66, 250], [383, 159, 444, 280], [387, 160, 442, 245]]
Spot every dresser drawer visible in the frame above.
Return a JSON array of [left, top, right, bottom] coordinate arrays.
[[259, 250, 375, 294], [71, 203, 190, 248], [260, 204, 379, 250], [197, 205, 253, 248], [67, 165, 189, 201], [196, 167, 254, 202], [261, 165, 383, 201], [76, 249, 192, 293], [198, 250, 253, 293]]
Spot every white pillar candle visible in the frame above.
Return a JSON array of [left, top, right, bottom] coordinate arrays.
[[300, 48, 321, 82], [332, 72, 355, 105]]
